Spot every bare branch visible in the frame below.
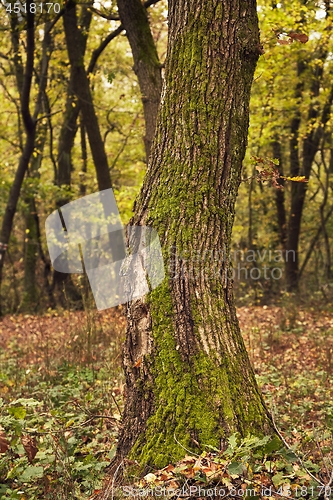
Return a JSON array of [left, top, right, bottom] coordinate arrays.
[[89, 6, 119, 20], [87, 25, 124, 74]]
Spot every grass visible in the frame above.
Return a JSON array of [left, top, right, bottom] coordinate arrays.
[[0, 300, 333, 499], [0, 307, 125, 500], [239, 302, 333, 472]]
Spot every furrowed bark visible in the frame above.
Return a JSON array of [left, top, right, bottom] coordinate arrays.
[[116, 0, 272, 469]]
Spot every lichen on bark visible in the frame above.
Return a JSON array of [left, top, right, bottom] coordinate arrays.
[[116, 0, 273, 470]]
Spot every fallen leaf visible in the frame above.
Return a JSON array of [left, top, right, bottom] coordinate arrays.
[[21, 435, 38, 463], [0, 428, 9, 453], [144, 473, 157, 483]]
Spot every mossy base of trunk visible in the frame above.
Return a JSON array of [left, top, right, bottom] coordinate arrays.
[[120, 282, 272, 470]]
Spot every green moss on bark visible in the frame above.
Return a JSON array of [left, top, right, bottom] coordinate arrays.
[[118, 0, 272, 471], [129, 278, 269, 469]]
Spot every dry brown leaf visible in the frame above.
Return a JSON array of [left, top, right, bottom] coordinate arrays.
[[277, 39, 292, 45], [183, 467, 195, 478], [167, 480, 179, 489], [159, 473, 171, 481], [164, 464, 175, 472], [182, 455, 196, 464], [0, 427, 9, 453], [289, 32, 309, 43], [193, 458, 202, 471], [133, 358, 142, 368], [21, 435, 38, 463]]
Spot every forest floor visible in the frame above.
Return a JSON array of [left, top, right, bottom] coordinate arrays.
[[0, 302, 333, 499]]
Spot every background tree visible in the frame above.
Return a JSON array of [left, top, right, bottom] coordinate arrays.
[[0, 8, 51, 315], [116, 0, 272, 469], [0, 1, 159, 312], [117, 0, 162, 160], [236, 0, 333, 296]]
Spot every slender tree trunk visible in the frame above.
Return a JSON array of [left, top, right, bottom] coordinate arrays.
[[284, 60, 304, 291], [299, 204, 333, 280], [63, 0, 112, 192], [52, 5, 92, 306], [284, 32, 333, 290], [21, 125, 47, 312], [272, 140, 286, 251], [0, 136, 36, 315], [285, 86, 333, 289], [116, 0, 272, 469], [79, 115, 87, 197], [0, 8, 43, 315], [117, 0, 162, 160], [319, 148, 332, 281]]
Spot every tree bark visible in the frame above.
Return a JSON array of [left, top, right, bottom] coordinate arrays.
[[117, 0, 272, 469], [117, 0, 162, 161], [22, 124, 48, 312]]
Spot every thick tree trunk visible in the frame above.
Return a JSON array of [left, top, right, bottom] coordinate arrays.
[[117, 0, 162, 160], [117, 0, 272, 469]]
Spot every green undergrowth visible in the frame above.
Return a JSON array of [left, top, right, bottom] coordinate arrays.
[[116, 432, 330, 500], [1, 303, 333, 499], [121, 303, 333, 499], [0, 311, 125, 500]]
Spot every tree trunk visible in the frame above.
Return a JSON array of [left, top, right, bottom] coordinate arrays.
[[21, 124, 47, 312], [117, 0, 272, 469], [285, 85, 333, 289], [284, 33, 333, 290], [52, 5, 92, 306], [0, 9, 45, 315], [272, 140, 286, 251], [63, 0, 112, 193], [117, 0, 162, 160]]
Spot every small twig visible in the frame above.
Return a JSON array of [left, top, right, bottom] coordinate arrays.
[[314, 427, 331, 481], [88, 6, 119, 20], [111, 392, 122, 416], [271, 403, 324, 486], [35, 108, 62, 122], [109, 460, 124, 500], [81, 414, 121, 426], [173, 432, 200, 457]]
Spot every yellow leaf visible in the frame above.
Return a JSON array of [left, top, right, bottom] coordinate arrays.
[[285, 176, 308, 183]]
